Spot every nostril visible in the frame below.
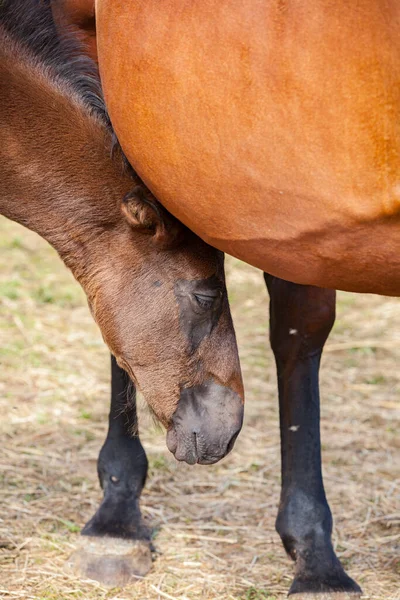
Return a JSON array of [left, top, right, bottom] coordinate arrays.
[[166, 427, 178, 454], [192, 431, 198, 458], [226, 429, 240, 455]]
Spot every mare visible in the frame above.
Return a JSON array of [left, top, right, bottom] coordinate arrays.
[[51, 0, 399, 596], [96, 0, 400, 298], [0, 0, 244, 580]]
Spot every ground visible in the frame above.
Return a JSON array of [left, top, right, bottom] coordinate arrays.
[[0, 217, 399, 600]]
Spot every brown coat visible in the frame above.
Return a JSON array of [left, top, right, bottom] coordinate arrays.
[[96, 0, 400, 295]]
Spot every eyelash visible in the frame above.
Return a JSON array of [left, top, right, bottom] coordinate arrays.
[[194, 294, 216, 309]]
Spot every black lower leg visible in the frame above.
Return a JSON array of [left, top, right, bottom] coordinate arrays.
[[82, 355, 149, 541], [265, 274, 361, 595]]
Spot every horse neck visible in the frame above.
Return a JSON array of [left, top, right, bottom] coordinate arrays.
[[0, 32, 134, 286]]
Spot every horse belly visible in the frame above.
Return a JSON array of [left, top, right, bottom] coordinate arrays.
[[96, 0, 400, 295]]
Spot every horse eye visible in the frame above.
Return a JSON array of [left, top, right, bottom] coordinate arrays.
[[193, 293, 217, 310]]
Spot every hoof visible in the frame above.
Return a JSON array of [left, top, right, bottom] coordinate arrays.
[[65, 536, 152, 587], [289, 565, 362, 597]]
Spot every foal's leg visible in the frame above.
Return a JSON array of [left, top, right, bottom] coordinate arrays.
[[82, 355, 149, 541], [70, 355, 151, 586], [264, 275, 361, 596]]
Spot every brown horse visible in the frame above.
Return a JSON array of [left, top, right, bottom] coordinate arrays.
[[97, 0, 400, 297], [1, 1, 244, 473], [50, 0, 398, 596]]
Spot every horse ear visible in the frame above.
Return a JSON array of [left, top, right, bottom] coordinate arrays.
[[121, 186, 159, 232], [121, 186, 184, 249]]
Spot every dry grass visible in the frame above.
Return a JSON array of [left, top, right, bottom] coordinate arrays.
[[0, 217, 399, 600]]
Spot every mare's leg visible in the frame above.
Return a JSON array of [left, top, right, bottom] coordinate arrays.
[[68, 355, 152, 586], [264, 275, 361, 596], [82, 355, 149, 540]]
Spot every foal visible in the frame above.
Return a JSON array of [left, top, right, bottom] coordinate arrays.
[[0, 0, 243, 486]]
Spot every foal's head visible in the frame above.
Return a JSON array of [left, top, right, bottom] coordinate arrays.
[[91, 185, 244, 465], [1, 0, 244, 465]]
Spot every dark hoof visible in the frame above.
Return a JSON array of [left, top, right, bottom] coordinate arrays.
[[65, 536, 152, 587], [289, 572, 362, 597]]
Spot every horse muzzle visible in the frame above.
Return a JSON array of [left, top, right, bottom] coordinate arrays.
[[166, 380, 243, 465]]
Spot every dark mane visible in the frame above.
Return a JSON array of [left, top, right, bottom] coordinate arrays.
[[0, 0, 108, 123]]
